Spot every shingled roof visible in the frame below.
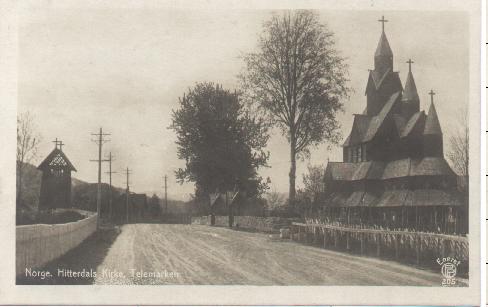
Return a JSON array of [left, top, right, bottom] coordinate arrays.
[[365, 69, 402, 94], [324, 189, 461, 208], [410, 157, 455, 177], [325, 161, 385, 181], [400, 111, 425, 137], [375, 31, 393, 58], [38, 148, 77, 172], [402, 71, 420, 102], [424, 102, 442, 135], [325, 157, 455, 181], [343, 91, 401, 146]]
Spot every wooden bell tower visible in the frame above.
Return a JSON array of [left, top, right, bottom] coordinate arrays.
[[37, 139, 77, 210]]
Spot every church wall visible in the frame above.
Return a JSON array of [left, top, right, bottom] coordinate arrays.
[[368, 121, 400, 161]]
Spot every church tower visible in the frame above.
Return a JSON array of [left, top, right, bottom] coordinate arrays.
[[325, 16, 465, 236], [365, 16, 403, 116]]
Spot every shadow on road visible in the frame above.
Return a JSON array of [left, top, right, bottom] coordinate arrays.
[[17, 226, 121, 285]]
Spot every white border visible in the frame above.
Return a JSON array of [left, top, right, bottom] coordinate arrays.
[[0, 0, 482, 305], [481, 0, 486, 305]]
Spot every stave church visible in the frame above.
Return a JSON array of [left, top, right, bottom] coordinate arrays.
[[320, 17, 467, 235]]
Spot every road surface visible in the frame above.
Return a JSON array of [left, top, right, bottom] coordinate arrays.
[[25, 223, 461, 285]]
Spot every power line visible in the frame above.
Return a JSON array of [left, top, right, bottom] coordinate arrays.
[[124, 167, 132, 223], [89, 127, 110, 229], [104, 152, 116, 222], [163, 175, 168, 215]]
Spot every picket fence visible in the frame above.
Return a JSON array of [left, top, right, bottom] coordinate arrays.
[[290, 222, 468, 265]]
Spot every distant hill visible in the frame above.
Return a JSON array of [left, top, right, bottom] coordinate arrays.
[[17, 162, 126, 212], [17, 162, 187, 214], [17, 162, 42, 211]]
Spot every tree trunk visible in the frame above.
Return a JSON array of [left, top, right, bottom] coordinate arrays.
[[289, 138, 296, 210]]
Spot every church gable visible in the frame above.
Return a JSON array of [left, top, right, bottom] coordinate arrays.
[[400, 111, 425, 138], [365, 69, 402, 95], [38, 148, 77, 172], [343, 114, 371, 146], [364, 91, 401, 143]]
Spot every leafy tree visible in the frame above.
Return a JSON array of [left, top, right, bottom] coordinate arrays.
[[17, 112, 41, 211], [240, 11, 349, 206], [170, 82, 270, 205]]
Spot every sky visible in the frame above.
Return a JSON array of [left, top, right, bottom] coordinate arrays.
[[18, 9, 469, 200]]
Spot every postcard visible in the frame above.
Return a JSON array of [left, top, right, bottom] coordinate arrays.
[[0, 0, 481, 305]]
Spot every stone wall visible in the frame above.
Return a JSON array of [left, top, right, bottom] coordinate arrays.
[[191, 215, 299, 233], [16, 210, 97, 276]]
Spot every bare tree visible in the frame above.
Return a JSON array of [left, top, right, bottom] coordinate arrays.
[[241, 11, 349, 206], [17, 112, 41, 210], [446, 109, 468, 179]]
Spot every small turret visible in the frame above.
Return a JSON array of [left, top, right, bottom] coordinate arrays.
[[402, 59, 420, 118], [423, 90, 443, 156]]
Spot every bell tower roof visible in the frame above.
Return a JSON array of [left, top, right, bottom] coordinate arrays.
[[373, 16, 393, 75], [375, 31, 393, 58], [402, 59, 420, 102], [424, 90, 442, 135]]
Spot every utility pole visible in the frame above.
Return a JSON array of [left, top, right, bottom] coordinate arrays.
[[90, 127, 110, 229], [124, 167, 132, 224], [164, 175, 168, 214], [104, 152, 116, 222]]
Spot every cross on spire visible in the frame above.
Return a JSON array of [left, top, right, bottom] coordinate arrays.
[[406, 59, 414, 72], [52, 137, 64, 150], [429, 89, 436, 104], [378, 15, 388, 32]]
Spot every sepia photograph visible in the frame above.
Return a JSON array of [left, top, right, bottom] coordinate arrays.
[[0, 0, 482, 305]]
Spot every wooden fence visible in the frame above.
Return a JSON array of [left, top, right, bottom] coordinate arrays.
[[16, 210, 97, 276], [290, 222, 468, 267], [192, 215, 299, 232]]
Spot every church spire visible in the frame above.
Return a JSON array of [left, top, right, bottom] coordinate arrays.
[[374, 16, 393, 74], [424, 90, 442, 135], [402, 59, 420, 117]]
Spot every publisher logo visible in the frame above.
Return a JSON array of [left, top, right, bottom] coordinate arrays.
[[437, 257, 460, 286]]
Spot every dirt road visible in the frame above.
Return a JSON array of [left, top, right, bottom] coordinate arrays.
[[23, 223, 458, 285], [95, 224, 448, 285]]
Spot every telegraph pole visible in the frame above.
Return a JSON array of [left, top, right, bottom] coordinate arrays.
[[104, 152, 116, 222], [124, 167, 132, 223], [90, 127, 110, 229], [164, 175, 168, 214]]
